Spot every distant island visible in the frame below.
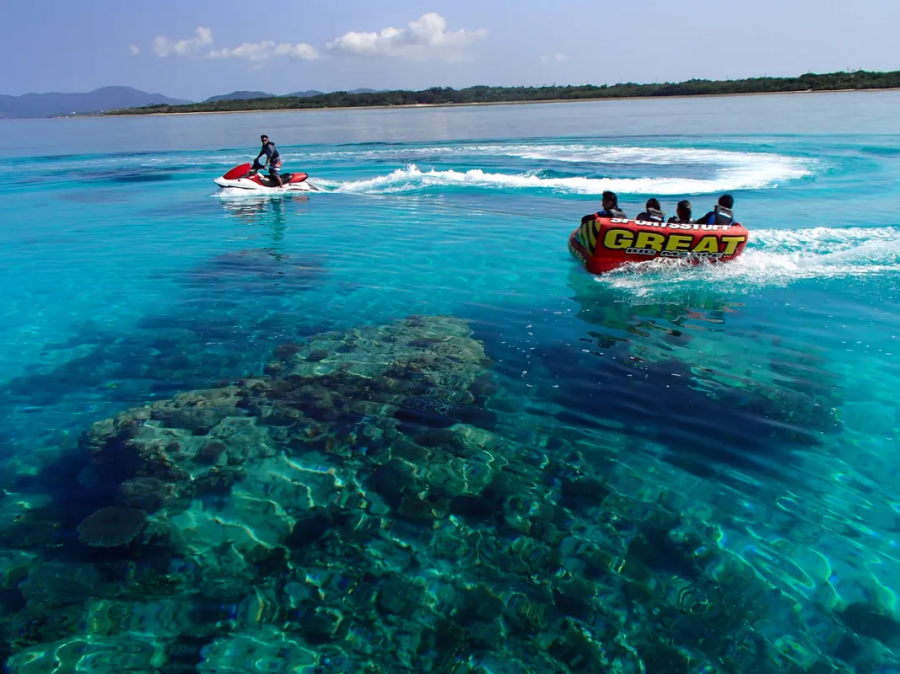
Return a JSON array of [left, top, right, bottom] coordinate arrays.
[[0, 86, 189, 119], [110, 70, 900, 115], [0, 87, 387, 119]]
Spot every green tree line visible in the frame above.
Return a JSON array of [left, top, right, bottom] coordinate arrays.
[[110, 70, 900, 115]]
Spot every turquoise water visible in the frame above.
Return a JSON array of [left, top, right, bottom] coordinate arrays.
[[1, 92, 900, 672]]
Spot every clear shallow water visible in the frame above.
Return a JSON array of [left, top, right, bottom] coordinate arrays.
[[1, 93, 900, 672]]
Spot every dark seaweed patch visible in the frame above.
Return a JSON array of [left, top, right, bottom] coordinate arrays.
[[178, 248, 327, 296], [472, 303, 839, 484], [110, 172, 173, 183]]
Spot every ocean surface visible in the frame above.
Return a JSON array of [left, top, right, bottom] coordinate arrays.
[[0, 92, 899, 672]]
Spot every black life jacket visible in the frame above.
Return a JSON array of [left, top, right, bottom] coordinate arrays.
[[714, 205, 733, 226], [601, 208, 627, 219], [640, 207, 666, 223], [263, 141, 280, 163]]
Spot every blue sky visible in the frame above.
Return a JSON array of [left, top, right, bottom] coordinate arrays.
[[1, 0, 897, 99]]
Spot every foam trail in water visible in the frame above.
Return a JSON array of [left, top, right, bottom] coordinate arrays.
[[325, 161, 808, 196], [598, 226, 900, 296], [299, 143, 810, 169], [489, 144, 808, 170], [15, 143, 810, 197], [212, 187, 293, 199]]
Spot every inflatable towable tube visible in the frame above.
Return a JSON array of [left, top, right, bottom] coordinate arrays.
[[569, 216, 750, 274]]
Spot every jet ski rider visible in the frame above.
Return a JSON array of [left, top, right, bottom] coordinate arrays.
[[255, 135, 283, 188]]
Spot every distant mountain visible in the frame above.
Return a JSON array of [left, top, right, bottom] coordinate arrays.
[[204, 91, 274, 103], [282, 89, 380, 97], [284, 90, 325, 98], [202, 88, 381, 102], [0, 86, 191, 119]]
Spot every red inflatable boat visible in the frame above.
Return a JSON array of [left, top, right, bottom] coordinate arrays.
[[569, 216, 750, 274]]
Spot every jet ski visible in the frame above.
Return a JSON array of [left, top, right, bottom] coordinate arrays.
[[215, 162, 318, 192]]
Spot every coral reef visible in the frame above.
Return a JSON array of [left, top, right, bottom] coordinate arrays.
[[0, 316, 860, 672]]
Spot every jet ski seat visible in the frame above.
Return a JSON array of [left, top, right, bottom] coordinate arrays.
[[258, 173, 295, 187]]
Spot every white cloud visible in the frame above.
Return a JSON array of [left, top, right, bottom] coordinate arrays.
[[128, 44, 141, 56], [541, 53, 568, 64], [327, 13, 487, 61], [208, 41, 319, 62], [152, 27, 213, 57]]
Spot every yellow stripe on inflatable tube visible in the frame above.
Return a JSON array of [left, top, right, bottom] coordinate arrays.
[[587, 220, 599, 254]]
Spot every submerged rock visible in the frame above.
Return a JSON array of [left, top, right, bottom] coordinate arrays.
[[838, 602, 900, 647], [118, 477, 177, 513], [306, 349, 329, 362], [19, 562, 100, 606], [272, 343, 303, 360], [5, 633, 167, 673], [77, 506, 147, 547]]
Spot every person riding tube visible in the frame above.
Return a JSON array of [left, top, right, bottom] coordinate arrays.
[[637, 198, 665, 223], [582, 191, 627, 225], [697, 194, 734, 226], [668, 200, 695, 224]]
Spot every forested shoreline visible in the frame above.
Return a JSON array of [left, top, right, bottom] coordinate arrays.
[[110, 70, 900, 115]]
